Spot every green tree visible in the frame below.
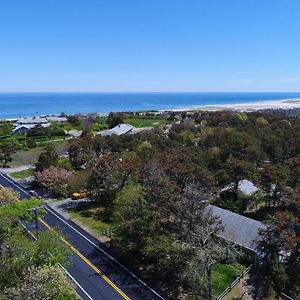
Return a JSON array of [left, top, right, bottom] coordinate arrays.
[[35, 144, 59, 172], [0, 138, 19, 167], [113, 180, 149, 254], [225, 157, 254, 200], [258, 192, 300, 298], [88, 154, 119, 218], [0, 122, 12, 136], [0, 200, 71, 292], [259, 163, 290, 207], [107, 112, 124, 129]]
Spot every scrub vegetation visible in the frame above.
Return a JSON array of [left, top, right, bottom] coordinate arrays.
[[28, 110, 300, 299]]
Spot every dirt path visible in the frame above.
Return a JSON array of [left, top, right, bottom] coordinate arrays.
[[223, 274, 253, 300]]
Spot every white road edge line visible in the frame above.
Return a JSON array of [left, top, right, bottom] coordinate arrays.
[[0, 172, 165, 300], [46, 205, 165, 300], [21, 225, 94, 300], [60, 265, 94, 300], [3, 174, 94, 300]]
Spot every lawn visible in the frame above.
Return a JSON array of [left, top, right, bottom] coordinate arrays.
[[212, 262, 247, 296], [10, 168, 33, 179], [67, 205, 114, 240], [11, 146, 43, 167], [124, 117, 169, 128], [11, 140, 68, 167]]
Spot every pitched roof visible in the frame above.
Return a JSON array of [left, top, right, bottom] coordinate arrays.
[[46, 116, 68, 122], [100, 123, 134, 136], [221, 179, 259, 196], [209, 204, 266, 251], [13, 125, 32, 132], [17, 117, 48, 124]]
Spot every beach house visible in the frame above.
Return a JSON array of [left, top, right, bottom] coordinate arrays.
[[12, 117, 50, 135]]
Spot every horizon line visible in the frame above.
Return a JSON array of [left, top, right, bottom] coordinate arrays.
[[1, 91, 300, 94]]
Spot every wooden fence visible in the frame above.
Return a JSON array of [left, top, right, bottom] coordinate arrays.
[[281, 293, 294, 300], [216, 265, 253, 300]]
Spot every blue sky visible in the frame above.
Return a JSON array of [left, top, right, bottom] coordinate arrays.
[[0, 0, 300, 92]]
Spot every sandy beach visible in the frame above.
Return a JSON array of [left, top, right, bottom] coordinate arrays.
[[173, 99, 300, 112]]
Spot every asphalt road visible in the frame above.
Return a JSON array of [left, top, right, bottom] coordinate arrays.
[[0, 172, 166, 300]]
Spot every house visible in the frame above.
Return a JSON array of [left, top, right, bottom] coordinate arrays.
[[100, 123, 135, 137], [46, 116, 68, 123], [12, 125, 32, 135], [220, 179, 259, 198], [15, 117, 49, 126], [209, 204, 266, 263], [12, 117, 50, 135]]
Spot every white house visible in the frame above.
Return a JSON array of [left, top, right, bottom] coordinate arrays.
[[12, 117, 50, 135]]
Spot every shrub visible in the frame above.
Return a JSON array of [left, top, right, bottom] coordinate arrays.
[[27, 138, 37, 148], [35, 166, 72, 198]]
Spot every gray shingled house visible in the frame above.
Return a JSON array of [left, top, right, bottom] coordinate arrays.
[[209, 204, 266, 263]]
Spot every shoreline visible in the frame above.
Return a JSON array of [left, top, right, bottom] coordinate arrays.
[[171, 99, 300, 112], [2, 100, 300, 121]]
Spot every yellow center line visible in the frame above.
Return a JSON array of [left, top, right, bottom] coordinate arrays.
[[6, 175, 130, 300], [39, 218, 131, 300]]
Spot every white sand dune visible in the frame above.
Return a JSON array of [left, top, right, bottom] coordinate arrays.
[[173, 99, 300, 112]]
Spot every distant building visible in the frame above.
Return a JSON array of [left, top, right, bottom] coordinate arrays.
[[16, 117, 49, 126], [100, 124, 135, 137], [12, 117, 50, 135], [46, 116, 68, 123]]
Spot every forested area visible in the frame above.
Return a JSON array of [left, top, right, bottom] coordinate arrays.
[[34, 111, 300, 299]]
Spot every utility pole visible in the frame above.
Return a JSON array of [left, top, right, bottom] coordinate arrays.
[[34, 207, 39, 237], [28, 205, 44, 237]]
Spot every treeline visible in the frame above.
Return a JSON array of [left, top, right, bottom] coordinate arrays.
[[34, 110, 300, 298]]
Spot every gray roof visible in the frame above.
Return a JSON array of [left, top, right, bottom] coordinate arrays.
[[100, 124, 134, 136], [209, 204, 266, 251], [46, 116, 68, 122], [17, 117, 48, 125], [13, 123, 50, 133], [221, 179, 259, 196]]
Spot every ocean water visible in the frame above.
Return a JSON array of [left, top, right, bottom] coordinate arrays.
[[0, 92, 300, 118]]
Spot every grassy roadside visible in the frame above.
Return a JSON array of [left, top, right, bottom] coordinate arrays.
[[67, 205, 114, 241], [10, 169, 33, 179]]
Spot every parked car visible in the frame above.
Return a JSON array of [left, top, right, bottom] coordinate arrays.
[[71, 189, 89, 200]]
